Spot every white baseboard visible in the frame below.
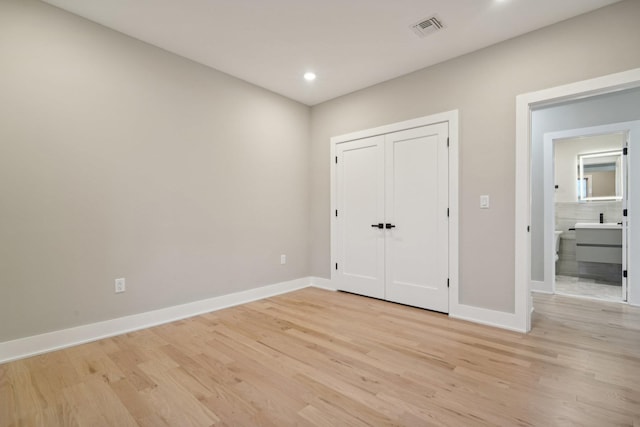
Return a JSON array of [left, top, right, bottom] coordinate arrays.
[[449, 303, 526, 333], [0, 277, 314, 364], [309, 276, 336, 291]]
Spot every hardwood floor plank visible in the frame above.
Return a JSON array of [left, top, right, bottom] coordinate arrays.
[[107, 348, 157, 392], [293, 373, 400, 425], [62, 378, 138, 427], [137, 359, 220, 426], [297, 402, 369, 427], [109, 378, 170, 427]]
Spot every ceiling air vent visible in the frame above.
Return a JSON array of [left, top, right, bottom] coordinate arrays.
[[411, 15, 445, 38]]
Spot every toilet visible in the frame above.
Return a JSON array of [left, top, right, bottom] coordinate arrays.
[[554, 230, 563, 261]]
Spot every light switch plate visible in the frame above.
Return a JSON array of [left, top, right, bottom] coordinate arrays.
[[480, 195, 490, 209], [115, 278, 126, 293]]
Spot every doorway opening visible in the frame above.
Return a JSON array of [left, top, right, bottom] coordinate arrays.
[[545, 126, 629, 303], [515, 68, 640, 332]]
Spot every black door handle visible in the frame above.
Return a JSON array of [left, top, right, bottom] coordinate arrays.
[[371, 223, 384, 229], [385, 223, 396, 229]]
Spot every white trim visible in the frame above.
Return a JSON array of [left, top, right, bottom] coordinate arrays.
[[330, 110, 459, 315], [515, 88, 532, 332], [543, 130, 556, 295], [516, 68, 640, 332], [309, 276, 337, 291], [530, 280, 552, 294], [449, 304, 525, 333], [0, 277, 313, 364], [331, 111, 457, 144], [448, 113, 460, 318]]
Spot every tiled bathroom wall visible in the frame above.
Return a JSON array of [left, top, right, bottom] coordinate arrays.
[[556, 201, 623, 282]]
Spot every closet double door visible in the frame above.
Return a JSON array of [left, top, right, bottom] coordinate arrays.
[[335, 123, 449, 313]]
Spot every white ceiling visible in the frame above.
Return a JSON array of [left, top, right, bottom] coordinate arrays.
[[41, 0, 621, 106]]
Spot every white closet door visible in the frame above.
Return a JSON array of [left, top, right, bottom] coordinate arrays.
[[384, 123, 449, 312], [335, 136, 385, 299]]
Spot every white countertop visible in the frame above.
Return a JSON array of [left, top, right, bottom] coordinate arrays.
[[574, 222, 622, 229]]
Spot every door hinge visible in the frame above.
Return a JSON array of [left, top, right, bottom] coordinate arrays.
[[623, 270, 628, 278], [335, 156, 338, 164], [447, 278, 450, 288], [335, 209, 338, 217], [447, 137, 450, 147], [447, 208, 450, 217], [624, 209, 628, 217], [623, 147, 628, 155], [335, 263, 338, 270], [527, 225, 531, 232]]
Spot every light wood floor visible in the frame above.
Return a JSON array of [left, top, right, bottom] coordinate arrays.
[[2, 288, 640, 426]]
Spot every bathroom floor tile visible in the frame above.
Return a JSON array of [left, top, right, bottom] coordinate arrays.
[[555, 275, 623, 302]]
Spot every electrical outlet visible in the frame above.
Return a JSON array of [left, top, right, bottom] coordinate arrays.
[[115, 278, 126, 293], [280, 254, 287, 265]]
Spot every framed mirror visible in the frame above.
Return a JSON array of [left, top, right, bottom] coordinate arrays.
[[577, 150, 623, 201]]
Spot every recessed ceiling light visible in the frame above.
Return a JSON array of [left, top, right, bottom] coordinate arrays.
[[304, 72, 316, 81]]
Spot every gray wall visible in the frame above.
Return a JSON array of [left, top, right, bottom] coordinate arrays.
[[0, 0, 310, 342], [309, 0, 640, 313], [530, 87, 640, 282]]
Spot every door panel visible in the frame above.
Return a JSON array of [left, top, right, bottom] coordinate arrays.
[[335, 136, 385, 299], [385, 123, 449, 312], [334, 123, 449, 313]]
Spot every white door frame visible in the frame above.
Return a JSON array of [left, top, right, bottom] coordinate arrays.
[[330, 110, 459, 312], [515, 68, 640, 332]]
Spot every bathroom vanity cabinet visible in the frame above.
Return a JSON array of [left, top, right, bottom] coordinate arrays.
[[575, 223, 622, 264]]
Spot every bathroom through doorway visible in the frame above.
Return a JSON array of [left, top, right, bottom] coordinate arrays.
[[544, 124, 630, 302]]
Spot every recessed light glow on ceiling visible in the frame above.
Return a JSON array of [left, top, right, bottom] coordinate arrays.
[[304, 72, 316, 81]]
